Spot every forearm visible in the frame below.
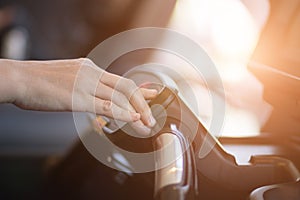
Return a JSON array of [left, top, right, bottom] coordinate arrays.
[[0, 59, 23, 104], [0, 58, 156, 134]]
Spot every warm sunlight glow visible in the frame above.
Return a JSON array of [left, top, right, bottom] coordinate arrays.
[[170, 0, 261, 81], [167, 0, 270, 137], [210, 1, 258, 59]]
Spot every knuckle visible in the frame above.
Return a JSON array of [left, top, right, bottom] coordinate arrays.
[[112, 91, 123, 100], [125, 79, 138, 94], [78, 58, 89, 67], [100, 71, 109, 80], [126, 79, 137, 89], [141, 107, 151, 115], [79, 58, 98, 70], [102, 100, 112, 112], [79, 57, 92, 65]]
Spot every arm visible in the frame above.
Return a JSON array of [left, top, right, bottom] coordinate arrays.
[[0, 58, 157, 133], [0, 59, 23, 104]]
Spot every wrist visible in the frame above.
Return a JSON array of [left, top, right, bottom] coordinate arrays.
[[0, 59, 24, 104]]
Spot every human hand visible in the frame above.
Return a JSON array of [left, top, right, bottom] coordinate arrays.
[[3, 58, 157, 132]]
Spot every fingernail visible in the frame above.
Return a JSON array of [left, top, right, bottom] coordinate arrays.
[[139, 82, 152, 88], [150, 89, 158, 95], [131, 112, 140, 121], [148, 115, 156, 127], [140, 125, 152, 135], [131, 120, 152, 136]]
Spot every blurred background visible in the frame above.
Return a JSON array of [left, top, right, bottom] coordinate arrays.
[[0, 0, 272, 138], [0, 0, 299, 199]]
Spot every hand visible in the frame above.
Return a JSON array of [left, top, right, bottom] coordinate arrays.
[[1, 58, 157, 132]]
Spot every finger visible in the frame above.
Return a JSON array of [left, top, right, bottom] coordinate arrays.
[[100, 72, 156, 127], [95, 82, 135, 112], [139, 82, 153, 88], [140, 88, 158, 100], [129, 120, 152, 136], [99, 71, 124, 88], [128, 86, 156, 127], [94, 98, 140, 122]]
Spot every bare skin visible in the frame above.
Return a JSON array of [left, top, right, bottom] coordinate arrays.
[[0, 58, 157, 134]]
